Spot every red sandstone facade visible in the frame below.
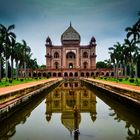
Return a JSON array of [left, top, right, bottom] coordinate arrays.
[[45, 24, 97, 78]]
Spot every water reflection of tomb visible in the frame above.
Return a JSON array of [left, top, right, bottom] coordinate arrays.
[[45, 81, 97, 133]]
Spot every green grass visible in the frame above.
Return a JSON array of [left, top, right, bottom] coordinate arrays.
[[95, 77, 140, 86], [0, 78, 47, 87]]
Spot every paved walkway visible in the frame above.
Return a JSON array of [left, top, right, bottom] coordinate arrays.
[[0, 78, 59, 95], [85, 78, 140, 93]]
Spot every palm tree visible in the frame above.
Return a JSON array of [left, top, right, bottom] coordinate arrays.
[[109, 42, 123, 79], [125, 23, 140, 42], [0, 31, 4, 81], [10, 38, 16, 79], [0, 24, 16, 80], [21, 40, 31, 79], [27, 58, 38, 78], [132, 44, 140, 78], [104, 59, 113, 69], [122, 43, 130, 77], [124, 39, 140, 77], [25, 52, 32, 79], [125, 12, 140, 42], [14, 42, 23, 79], [125, 12, 140, 78]]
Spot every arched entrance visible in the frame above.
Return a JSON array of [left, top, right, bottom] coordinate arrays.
[[66, 52, 76, 69], [75, 72, 78, 77], [38, 73, 41, 77], [69, 72, 73, 77], [43, 73, 46, 77], [111, 72, 114, 77], [81, 72, 84, 77], [83, 62, 88, 69], [33, 72, 37, 77], [86, 72, 89, 77], [69, 63, 73, 69], [54, 62, 59, 69], [106, 72, 109, 77], [58, 72, 61, 77], [53, 73, 56, 77], [91, 72, 94, 77], [64, 72, 68, 77], [96, 72, 99, 76]]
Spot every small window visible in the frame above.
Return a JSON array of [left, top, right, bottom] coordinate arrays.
[[83, 52, 88, 58], [54, 52, 59, 58]]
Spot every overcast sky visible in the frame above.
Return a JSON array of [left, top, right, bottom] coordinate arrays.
[[0, 0, 140, 65]]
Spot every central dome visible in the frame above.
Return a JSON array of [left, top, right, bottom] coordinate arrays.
[[61, 23, 81, 45]]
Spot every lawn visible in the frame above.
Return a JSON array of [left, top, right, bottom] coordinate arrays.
[[0, 78, 47, 87], [96, 77, 140, 86]]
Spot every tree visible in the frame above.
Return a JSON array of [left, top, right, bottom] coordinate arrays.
[[122, 43, 130, 77], [39, 64, 46, 69], [0, 24, 16, 80], [125, 12, 140, 78], [10, 38, 16, 79], [14, 42, 23, 79], [0, 30, 4, 81], [104, 59, 113, 69], [109, 42, 123, 78], [124, 39, 140, 77], [19, 40, 31, 79], [96, 61, 107, 68], [125, 23, 140, 42]]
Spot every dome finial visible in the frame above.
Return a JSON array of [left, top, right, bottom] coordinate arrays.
[[70, 21, 72, 27]]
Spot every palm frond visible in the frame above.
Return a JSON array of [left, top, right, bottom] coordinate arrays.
[[8, 24, 15, 31]]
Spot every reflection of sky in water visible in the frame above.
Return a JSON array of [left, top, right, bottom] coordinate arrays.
[[1, 82, 140, 140]]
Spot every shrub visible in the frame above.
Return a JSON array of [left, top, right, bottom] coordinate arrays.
[[129, 78, 135, 83], [125, 77, 129, 81], [104, 77, 107, 80], [118, 78, 123, 82], [35, 77, 38, 80], [9, 79, 12, 83], [20, 79, 24, 82], [5, 84, 9, 87]]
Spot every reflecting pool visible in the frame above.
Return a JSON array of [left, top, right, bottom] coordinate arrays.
[[0, 80, 140, 140]]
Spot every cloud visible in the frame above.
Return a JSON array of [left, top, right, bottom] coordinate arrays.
[[0, 0, 140, 64]]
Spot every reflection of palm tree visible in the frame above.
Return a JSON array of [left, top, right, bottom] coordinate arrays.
[[125, 122, 131, 129], [127, 128, 140, 140], [109, 110, 140, 140], [109, 110, 122, 122]]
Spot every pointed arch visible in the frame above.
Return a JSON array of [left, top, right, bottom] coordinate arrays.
[[83, 52, 88, 58], [83, 62, 88, 69], [54, 62, 59, 69], [54, 52, 59, 58]]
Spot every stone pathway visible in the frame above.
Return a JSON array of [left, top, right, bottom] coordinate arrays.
[[0, 78, 59, 95], [85, 78, 140, 93]]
